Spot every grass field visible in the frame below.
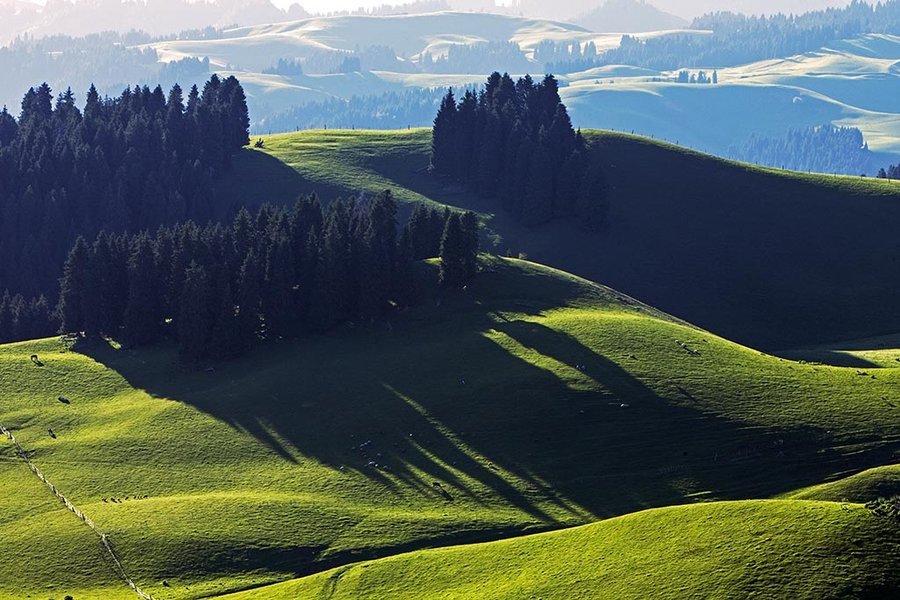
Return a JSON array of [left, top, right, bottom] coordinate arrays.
[[1, 257, 898, 598], [219, 128, 900, 349], [219, 500, 900, 600]]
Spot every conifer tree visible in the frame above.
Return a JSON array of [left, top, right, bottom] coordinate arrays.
[[236, 248, 263, 350], [439, 213, 467, 288], [57, 236, 90, 335], [460, 211, 480, 281], [178, 262, 213, 361], [123, 235, 160, 345], [431, 88, 458, 175], [263, 236, 296, 338], [209, 269, 242, 358]]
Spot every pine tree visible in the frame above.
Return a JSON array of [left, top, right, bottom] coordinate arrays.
[[178, 262, 213, 361], [460, 211, 480, 281], [236, 249, 263, 349], [123, 235, 160, 345], [209, 269, 242, 358], [263, 235, 296, 338], [439, 213, 467, 288], [57, 236, 90, 335], [430, 88, 458, 176]]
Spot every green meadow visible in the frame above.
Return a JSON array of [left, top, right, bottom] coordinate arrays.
[[1, 257, 898, 598]]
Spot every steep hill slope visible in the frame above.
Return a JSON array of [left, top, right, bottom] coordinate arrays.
[[219, 500, 900, 600], [1, 257, 898, 598], [220, 129, 900, 349]]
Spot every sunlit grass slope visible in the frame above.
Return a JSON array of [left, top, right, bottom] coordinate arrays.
[[0, 452, 131, 599], [1, 257, 899, 598], [789, 464, 900, 503], [220, 128, 900, 349], [219, 500, 900, 600]]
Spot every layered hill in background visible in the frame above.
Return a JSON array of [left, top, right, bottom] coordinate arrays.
[[3, 7, 900, 172], [135, 12, 900, 166]]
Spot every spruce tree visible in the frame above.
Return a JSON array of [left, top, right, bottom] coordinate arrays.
[[460, 211, 480, 281], [236, 249, 263, 349], [430, 88, 458, 176], [178, 262, 213, 361], [123, 235, 160, 345], [263, 236, 296, 338], [57, 236, 90, 335], [209, 269, 242, 358], [439, 213, 467, 288]]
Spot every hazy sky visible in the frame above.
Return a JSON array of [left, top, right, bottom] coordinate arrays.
[[18, 0, 860, 19], [271, 0, 854, 18]]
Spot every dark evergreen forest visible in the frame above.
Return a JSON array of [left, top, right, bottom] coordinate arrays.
[[0, 75, 249, 343], [430, 73, 608, 230], [730, 124, 874, 176], [53, 195, 477, 360]]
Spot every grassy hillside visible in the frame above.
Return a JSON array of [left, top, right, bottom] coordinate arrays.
[[1, 257, 899, 598], [220, 128, 900, 349], [789, 465, 900, 503], [218, 500, 900, 600]]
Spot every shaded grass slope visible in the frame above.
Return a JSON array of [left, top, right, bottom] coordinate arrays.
[[1, 257, 899, 598], [219, 129, 900, 349], [219, 500, 900, 600]]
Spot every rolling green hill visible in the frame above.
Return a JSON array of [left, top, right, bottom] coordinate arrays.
[[1, 257, 898, 599], [218, 500, 900, 600], [220, 128, 900, 349]]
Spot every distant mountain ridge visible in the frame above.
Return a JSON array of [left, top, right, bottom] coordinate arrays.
[[575, 0, 688, 33]]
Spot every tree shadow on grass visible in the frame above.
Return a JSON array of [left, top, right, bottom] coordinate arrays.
[[77, 276, 900, 578]]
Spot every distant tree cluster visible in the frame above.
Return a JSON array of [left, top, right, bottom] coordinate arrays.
[[263, 58, 304, 76], [537, 40, 600, 73], [254, 88, 448, 133], [877, 165, 900, 179], [675, 70, 717, 84], [422, 42, 532, 75], [731, 124, 873, 176], [430, 73, 608, 230], [56, 193, 478, 360], [598, 1, 900, 71], [0, 292, 53, 345], [0, 75, 250, 303]]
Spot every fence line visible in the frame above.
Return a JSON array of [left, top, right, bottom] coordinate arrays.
[[1, 423, 154, 600]]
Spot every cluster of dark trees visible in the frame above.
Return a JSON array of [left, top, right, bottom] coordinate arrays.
[[675, 70, 718, 84], [422, 42, 532, 75], [430, 73, 608, 230], [536, 40, 601, 74], [877, 164, 900, 179], [0, 75, 250, 345], [0, 292, 53, 345], [255, 88, 448, 133], [599, 1, 900, 71], [730, 124, 874, 176], [0, 75, 249, 302], [263, 58, 305, 77], [55, 193, 479, 360]]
